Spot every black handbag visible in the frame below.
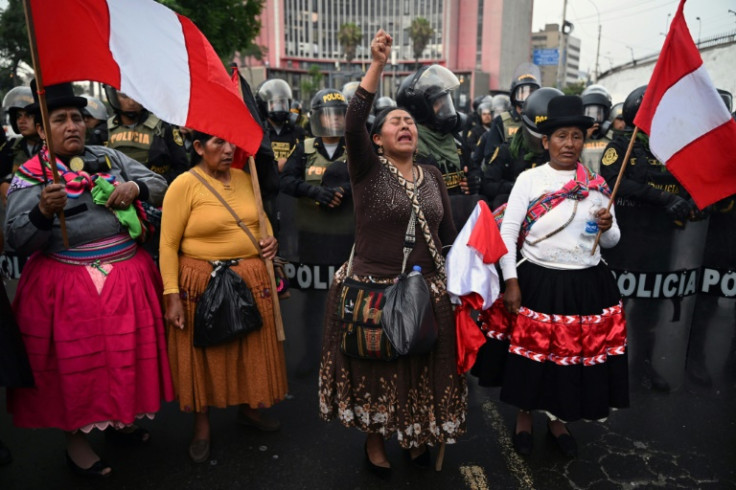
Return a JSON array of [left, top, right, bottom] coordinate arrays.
[[193, 260, 263, 348]]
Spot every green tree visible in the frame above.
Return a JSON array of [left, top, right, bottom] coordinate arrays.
[[0, 0, 31, 90], [337, 22, 362, 65], [300, 65, 323, 103], [408, 17, 434, 69], [158, 0, 264, 64], [562, 81, 586, 96]]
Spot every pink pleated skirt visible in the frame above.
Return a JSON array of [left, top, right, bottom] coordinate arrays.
[[7, 248, 175, 431]]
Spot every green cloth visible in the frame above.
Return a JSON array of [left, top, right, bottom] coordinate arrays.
[[91, 178, 142, 239], [508, 130, 543, 162], [416, 125, 461, 173]]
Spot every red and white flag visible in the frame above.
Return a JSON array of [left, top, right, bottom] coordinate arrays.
[[634, 0, 736, 209], [29, 0, 263, 156]]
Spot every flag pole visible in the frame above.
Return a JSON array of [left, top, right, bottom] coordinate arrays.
[[22, 0, 69, 248], [591, 126, 639, 255], [247, 156, 286, 342]]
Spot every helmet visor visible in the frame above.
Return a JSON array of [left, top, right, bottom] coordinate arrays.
[[310, 106, 346, 137], [514, 85, 533, 104], [584, 105, 606, 123], [414, 65, 460, 95], [431, 92, 457, 121], [268, 97, 290, 114]]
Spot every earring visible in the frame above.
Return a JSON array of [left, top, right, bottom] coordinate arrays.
[[412, 151, 417, 163], [377, 146, 384, 155]]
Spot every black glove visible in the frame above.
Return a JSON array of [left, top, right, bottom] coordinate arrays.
[[307, 185, 337, 206], [465, 168, 482, 195], [660, 192, 691, 221]]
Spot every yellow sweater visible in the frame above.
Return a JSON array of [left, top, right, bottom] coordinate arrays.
[[159, 168, 271, 294]]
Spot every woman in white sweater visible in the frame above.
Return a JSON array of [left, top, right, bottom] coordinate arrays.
[[486, 95, 628, 458]]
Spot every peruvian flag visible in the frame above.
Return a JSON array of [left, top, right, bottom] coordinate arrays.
[[29, 0, 263, 156], [634, 0, 736, 209], [446, 200, 507, 373]]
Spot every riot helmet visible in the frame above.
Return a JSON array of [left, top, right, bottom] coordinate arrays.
[[581, 84, 612, 123], [103, 85, 143, 119], [622, 85, 647, 129], [3, 86, 35, 134], [477, 102, 493, 126], [255, 79, 292, 123], [520, 87, 564, 150], [490, 94, 511, 118], [373, 96, 397, 115], [290, 100, 303, 116], [396, 65, 460, 134], [310, 88, 348, 138], [717, 88, 733, 113], [609, 102, 625, 132], [82, 95, 110, 121], [342, 81, 360, 104], [510, 63, 541, 109]]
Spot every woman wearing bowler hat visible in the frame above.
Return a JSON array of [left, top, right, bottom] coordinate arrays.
[[479, 95, 629, 458], [4, 81, 174, 477]]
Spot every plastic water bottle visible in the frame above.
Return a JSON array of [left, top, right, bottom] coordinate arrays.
[[408, 265, 422, 277], [582, 206, 600, 239]]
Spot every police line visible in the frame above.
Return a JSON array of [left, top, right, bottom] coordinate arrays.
[[1, 254, 734, 298]]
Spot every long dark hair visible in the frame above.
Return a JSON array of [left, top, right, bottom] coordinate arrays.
[[190, 129, 214, 165]]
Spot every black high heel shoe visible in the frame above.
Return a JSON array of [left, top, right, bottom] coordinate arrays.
[[404, 445, 432, 468], [547, 421, 577, 458], [66, 452, 112, 478], [512, 429, 533, 455], [364, 442, 391, 479]]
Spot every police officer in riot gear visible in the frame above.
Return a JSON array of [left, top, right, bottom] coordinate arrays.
[[373, 95, 397, 114], [81, 95, 109, 146], [341, 81, 360, 105], [580, 84, 613, 173], [600, 85, 698, 222], [1, 87, 41, 205], [490, 93, 512, 119], [481, 87, 562, 210], [256, 79, 305, 173], [396, 65, 479, 198], [280, 88, 354, 376], [472, 64, 541, 172], [609, 102, 625, 132], [104, 86, 188, 183], [465, 100, 493, 151]]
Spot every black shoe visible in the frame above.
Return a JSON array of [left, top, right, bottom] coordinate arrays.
[[404, 446, 432, 468], [547, 423, 577, 458], [66, 452, 112, 478], [364, 442, 391, 479], [512, 430, 533, 456], [104, 425, 150, 446], [0, 439, 11, 466]]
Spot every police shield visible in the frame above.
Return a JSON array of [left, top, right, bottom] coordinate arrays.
[[603, 200, 709, 392]]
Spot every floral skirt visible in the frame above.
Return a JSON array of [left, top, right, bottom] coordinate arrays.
[[318, 263, 467, 448]]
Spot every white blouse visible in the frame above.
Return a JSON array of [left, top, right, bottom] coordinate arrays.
[[499, 163, 620, 280]]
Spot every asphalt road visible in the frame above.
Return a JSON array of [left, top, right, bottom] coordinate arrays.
[[1, 290, 734, 490]]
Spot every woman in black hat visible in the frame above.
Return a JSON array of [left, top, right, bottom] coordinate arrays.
[[480, 95, 628, 458], [4, 82, 174, 477]]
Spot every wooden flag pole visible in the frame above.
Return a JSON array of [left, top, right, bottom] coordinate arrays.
[[22, 0, 69, 248], [247, 156, 286, 342], [591, 126, 639, 255]]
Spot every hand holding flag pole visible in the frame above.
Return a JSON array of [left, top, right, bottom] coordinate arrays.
[[591, 127, 638, 255], [22, 0, 69, 248]]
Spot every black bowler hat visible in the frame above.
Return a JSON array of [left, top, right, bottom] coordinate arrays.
[[27, 79, 87, 114], [536, 95, 594, 136]]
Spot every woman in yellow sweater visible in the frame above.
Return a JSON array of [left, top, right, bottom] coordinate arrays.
[[160, 131, 288, 463]]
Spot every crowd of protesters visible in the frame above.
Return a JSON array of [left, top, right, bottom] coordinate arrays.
[[0, 23, 734, 481]]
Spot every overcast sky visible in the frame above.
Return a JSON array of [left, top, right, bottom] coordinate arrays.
[[532, 0, 736, 76]]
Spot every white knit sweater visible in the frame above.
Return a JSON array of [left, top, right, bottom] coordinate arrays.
[[499, 163, 620, 280]]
